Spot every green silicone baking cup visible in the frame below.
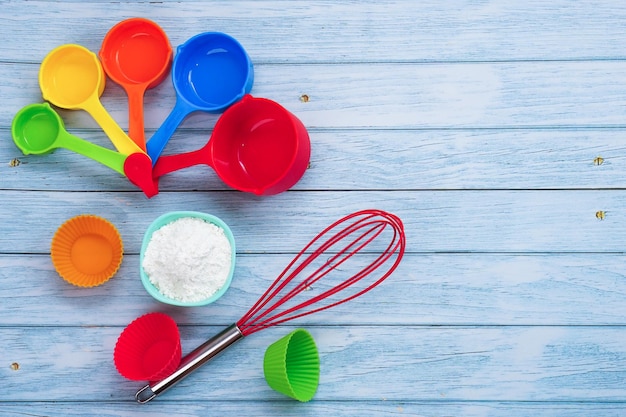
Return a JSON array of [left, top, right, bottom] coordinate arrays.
[[263, 328, 320, 402]]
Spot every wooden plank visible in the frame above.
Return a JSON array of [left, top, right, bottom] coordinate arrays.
[[1, 253, 625, 327], [2, 1, 626, 63], [3, 325, 625, 401], [0, 190, 623, 254], [4, 128, 626, 191], [0, 401, 624, 417], [5, 61, 626, 130]]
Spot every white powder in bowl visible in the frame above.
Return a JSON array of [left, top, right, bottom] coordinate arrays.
[[142, 217, 233, 303]]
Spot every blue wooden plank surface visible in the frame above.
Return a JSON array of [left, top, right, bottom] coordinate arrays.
[[1, 1, 625, 416]]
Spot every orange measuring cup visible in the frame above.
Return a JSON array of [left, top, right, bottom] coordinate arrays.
[[100, 18, 172, 151]]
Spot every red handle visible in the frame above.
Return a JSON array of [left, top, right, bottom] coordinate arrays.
[[152, 146, 213, 179]]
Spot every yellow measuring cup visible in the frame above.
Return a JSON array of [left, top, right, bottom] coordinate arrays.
[[39, 44, 145, 156]]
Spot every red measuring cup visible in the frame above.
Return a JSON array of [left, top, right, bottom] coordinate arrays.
[[153, 95, 310, 195], [99, 18, 172, 151]]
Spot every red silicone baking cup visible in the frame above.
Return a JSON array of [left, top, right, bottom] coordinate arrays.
[[113, 312, 181, 381]]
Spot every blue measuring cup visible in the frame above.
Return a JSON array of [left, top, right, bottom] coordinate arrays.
[[146, 32, 254, 164]]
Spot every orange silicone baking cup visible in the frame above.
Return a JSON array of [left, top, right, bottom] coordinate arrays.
[[51, 214, 123, 287]]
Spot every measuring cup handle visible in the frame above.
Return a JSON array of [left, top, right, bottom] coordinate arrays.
[[146, 102, 191, 165], [56, 130, 126, 175], [152, 147, 211, 179], [86, 96, 145, 156], [126, 84, 148, 152]]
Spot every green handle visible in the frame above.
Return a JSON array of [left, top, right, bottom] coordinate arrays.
[[55, 130, 126, 176]]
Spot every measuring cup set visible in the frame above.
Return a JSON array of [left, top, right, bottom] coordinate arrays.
[[11, 18, 311, 198]]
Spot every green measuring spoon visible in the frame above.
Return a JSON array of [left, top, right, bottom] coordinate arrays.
[[11, 103, 158, 197]]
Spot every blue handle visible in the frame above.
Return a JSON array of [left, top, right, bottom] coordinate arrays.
[[146, 101, 192, 165]]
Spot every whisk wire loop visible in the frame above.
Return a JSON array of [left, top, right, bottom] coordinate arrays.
[[237, 209, 406, 335], [240, 221, 385, 331], [240, 211, 382, 320]]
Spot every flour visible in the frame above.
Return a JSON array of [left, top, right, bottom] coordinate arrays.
[[142, 217, 233, 303]]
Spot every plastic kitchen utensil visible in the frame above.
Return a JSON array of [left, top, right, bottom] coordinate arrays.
[[39, 44, 145, 156], [152, 95, 310, 196], [100, 18, 172, 150], [139, 211, 236, 307], [12, 103, 127, 174], [51, 214, 123, 287], [124, 152, 159, 198], [114, 312, 182, 381], [135, 209, 405, 403], [146, 32, 254, 164], [263, 329, 320, 402], [11, 103, 158, 198]]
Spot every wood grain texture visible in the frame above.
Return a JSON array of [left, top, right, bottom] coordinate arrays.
[[0, 190, 624, 253], [1, 253, 625, 327], [3, 325, 626, 401], [4, 61, 626, 130], [2, 1, 626, 63], [1, 402, 625, 417], [1, 1, 625, 415], [3, 128, 626, 191]]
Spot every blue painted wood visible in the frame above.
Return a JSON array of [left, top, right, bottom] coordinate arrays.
[[4, 128, 626, 191], [2, 253, 626, 326], [1, 402, 624, 417], [3, 325, 626, 401], [1, 1, 625, 416], [0, 190, 625, 253], [3, 1, 626, 63], [5, 62, 626, 129]]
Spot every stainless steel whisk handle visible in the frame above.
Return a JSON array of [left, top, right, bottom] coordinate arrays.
[[135, 323, 244, 404]]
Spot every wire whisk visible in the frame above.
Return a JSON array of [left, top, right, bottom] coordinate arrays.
[[136, 209, 406, 403]]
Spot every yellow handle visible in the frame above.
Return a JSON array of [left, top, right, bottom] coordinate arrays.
[[84, 94, 145, 156]]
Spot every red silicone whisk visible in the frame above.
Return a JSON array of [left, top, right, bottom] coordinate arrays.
[[136, 209, 406, 403]]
